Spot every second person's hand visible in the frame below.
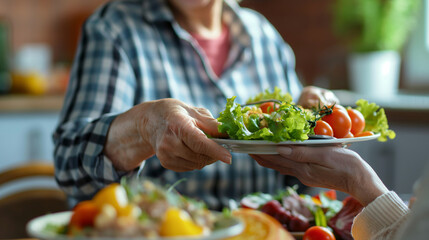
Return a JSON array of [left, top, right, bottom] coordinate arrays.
[[251, 146, 388, 206]]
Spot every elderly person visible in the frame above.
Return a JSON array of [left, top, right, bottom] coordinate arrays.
[[53, 0, 338, 209]]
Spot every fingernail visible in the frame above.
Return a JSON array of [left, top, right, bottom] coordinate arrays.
[[220, 155, 232, 165], [278, 146, 292, 156]]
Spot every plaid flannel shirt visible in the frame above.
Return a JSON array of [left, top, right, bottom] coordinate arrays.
[[53, 0, 303, 209]]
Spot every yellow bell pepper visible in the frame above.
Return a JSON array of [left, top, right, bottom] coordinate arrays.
[[159, 207, 204, 237]]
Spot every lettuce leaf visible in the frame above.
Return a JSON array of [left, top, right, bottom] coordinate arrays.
[[217, 96, 273, 140], [217, 96, 313, 142], [355, 99, 396, 142], [246, 87, 293, 104]]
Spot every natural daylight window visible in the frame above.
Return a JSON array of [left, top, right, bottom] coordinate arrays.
[[403, 0, 429, 88]]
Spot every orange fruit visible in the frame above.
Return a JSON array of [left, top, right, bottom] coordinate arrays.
[[225, 208, 294, 240]]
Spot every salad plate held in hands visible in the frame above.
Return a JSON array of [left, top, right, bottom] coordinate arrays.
[[212, 133, 380, 154]]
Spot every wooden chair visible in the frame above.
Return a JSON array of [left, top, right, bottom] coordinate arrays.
[[0, 162, 69, 239]]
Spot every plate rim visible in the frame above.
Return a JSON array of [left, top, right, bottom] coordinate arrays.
[[212, 133, 380, 145], [211, 133, 380, 154]]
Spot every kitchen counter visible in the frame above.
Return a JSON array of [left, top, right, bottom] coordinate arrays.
[[0, 94, 64, 112], [0, 94, 63, 169], [333, 90, 429, 124]]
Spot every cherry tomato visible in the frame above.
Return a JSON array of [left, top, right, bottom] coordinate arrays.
[[322, 109, 352, 138], [259, 102, 278, 114], [313, 120, 333, 137], [344, 132, 354, 138], [331, 104, 347, 113], [303, 226, 336, 240], [355, 131, 374, 137], [69, 201, 100, 229], [319, 104, 346, 116], [347, 109, 365, 135]]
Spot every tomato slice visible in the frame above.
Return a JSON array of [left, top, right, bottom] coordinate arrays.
[[355, 131, 374, 137], [324, 190, 337, 200], [259, 102, 278, 114]]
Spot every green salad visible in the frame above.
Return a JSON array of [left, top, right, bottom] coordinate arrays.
[[217, 88, 315, 142], [216, 88, 395, 142]]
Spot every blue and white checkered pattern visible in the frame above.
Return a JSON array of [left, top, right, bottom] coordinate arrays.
[[53, 0, 303, 209]]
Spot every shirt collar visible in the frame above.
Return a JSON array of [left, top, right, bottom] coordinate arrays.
[[141, 0, 252, 52]]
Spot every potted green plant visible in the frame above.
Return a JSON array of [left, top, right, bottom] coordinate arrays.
[[332, 0, 421, 97]]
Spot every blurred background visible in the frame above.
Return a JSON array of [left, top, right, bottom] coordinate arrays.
[[0, 0, 428, 203]]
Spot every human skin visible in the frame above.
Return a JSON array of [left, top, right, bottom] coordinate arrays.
[[168, 0, 224, 38], [298, 86, 340, 109], [251, 146, 389, 206]]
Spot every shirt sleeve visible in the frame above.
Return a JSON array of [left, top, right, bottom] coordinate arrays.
[[351, 191, 409, 240], [392, 163, 429, 240], [53, 16, 137, 200]]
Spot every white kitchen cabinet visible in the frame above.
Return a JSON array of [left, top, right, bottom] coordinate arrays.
[[350, 123, 429, 195], [0, 112, 59, 170], [0, 94, 63, 171]]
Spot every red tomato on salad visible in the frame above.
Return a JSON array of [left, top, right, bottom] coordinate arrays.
[[331, 104, 347, 113], [322, 109, 352, 138], [259, 102, 278, 114], [313, 120, 334, 137], [303, 226, 336, 240], [344, 132, 354, 138], [354, 131, 374, 137], [69, 201, 100, 230], [347, 109, 365, 135]]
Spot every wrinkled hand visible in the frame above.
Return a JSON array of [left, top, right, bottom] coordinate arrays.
[[298, 86, 339, 109], [144, 99, 231, 171], [251, 146, 388, 206], [105, 98, 231, 172]]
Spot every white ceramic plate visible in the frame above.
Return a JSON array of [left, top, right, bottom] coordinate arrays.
[[27, 211, 244, 240], [212, 133, 380, 154]]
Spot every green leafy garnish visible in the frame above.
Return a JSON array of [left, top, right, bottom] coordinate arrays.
[[43, 223, 68, 234], [355, 99, 396, 141], [319, 192, 343, 221], [274, 185, 299, 201], [314, 206, 327, 227]]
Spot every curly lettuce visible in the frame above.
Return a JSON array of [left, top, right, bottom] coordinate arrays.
[[217, 96, 313, 142], [355, 99, 396, 142], [246, 87, 293, 104]]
